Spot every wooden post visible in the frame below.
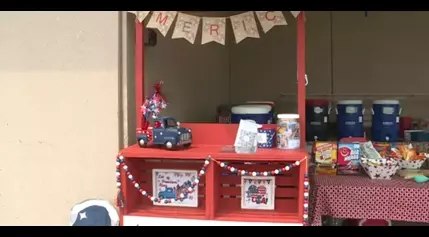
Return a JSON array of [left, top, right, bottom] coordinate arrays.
[[296, 12, 306, 148], [135, 20, 145, 133]]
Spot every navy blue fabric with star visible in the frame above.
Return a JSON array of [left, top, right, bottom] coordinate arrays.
[[257, 128, 275, 148], [72, 205, 112, 226]]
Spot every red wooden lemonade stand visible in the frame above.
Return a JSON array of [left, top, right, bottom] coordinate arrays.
[[115, 11, 309, 226]]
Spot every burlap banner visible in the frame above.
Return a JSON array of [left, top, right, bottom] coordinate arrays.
[[127, 11, 302, 45]]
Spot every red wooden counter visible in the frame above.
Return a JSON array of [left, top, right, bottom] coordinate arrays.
[[118, 123, 309, 226]]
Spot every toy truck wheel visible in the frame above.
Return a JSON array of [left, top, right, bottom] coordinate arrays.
[[138, 139, 146, 148], [159, 195, 164, 200], [165, 141, 174, 149], [184, 143, 191, 148]]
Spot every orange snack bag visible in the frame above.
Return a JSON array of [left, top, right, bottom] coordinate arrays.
[[373, 142, 390, 158]]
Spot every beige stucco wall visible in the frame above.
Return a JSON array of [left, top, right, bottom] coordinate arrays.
[[0, 11, 120, 225]]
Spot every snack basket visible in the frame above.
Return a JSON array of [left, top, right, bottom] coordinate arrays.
[[391, 143, 428, 169], [396, 159, 427, 169], [360, 158, 399, 180]]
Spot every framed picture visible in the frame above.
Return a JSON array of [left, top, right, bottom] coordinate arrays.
[[241, 176, 275, 210], [152, 169, 198, 207]]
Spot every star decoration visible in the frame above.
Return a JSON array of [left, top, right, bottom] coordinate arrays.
[[79, 212, 87, 220]]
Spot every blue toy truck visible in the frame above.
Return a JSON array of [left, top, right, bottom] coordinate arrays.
[[158, 187, 189, 200], [158, 187, 177, 199], [137, 116, 192, 149]]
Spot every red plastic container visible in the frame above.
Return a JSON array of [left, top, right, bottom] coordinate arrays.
[[399, 117, 413, 139]]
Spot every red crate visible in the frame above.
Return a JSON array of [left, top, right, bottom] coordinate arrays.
[[213, 161, 300, 223], [122, 159, 207, 220]]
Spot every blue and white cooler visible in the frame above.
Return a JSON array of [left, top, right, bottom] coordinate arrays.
[[371, 100, 401, 142], [231, 104, 273, 124], [336, 100, 365, 139], [246, 101, 276, 123]]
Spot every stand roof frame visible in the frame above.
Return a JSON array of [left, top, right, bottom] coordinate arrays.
[[133, 12, 307, 146]]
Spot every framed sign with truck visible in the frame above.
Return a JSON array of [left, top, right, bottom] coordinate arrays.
[[152, 169, 199, 207]]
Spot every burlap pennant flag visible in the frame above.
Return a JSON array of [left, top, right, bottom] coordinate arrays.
[[255, 11, 287, 33], [230, 11, 260, 44], [136, 11, 150, 23], [201, 17, 226, 45], [172, 12, 201, 44], [147, 11, 178, 36], [290, 11, 302, 18]]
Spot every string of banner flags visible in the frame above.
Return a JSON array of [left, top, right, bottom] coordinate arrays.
[[127, 11, 302, 45]]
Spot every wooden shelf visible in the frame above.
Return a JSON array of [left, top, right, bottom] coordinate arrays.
[[126, 204, 301, 224], [121, 144, 308, 162], [214, 209, 301, 224], [128, 205, 207, 220]]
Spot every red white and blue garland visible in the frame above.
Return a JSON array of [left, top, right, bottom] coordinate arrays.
[[303, 173, 310, 226], [213, 157, 307, 176], [115, 154, 310, 225]]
